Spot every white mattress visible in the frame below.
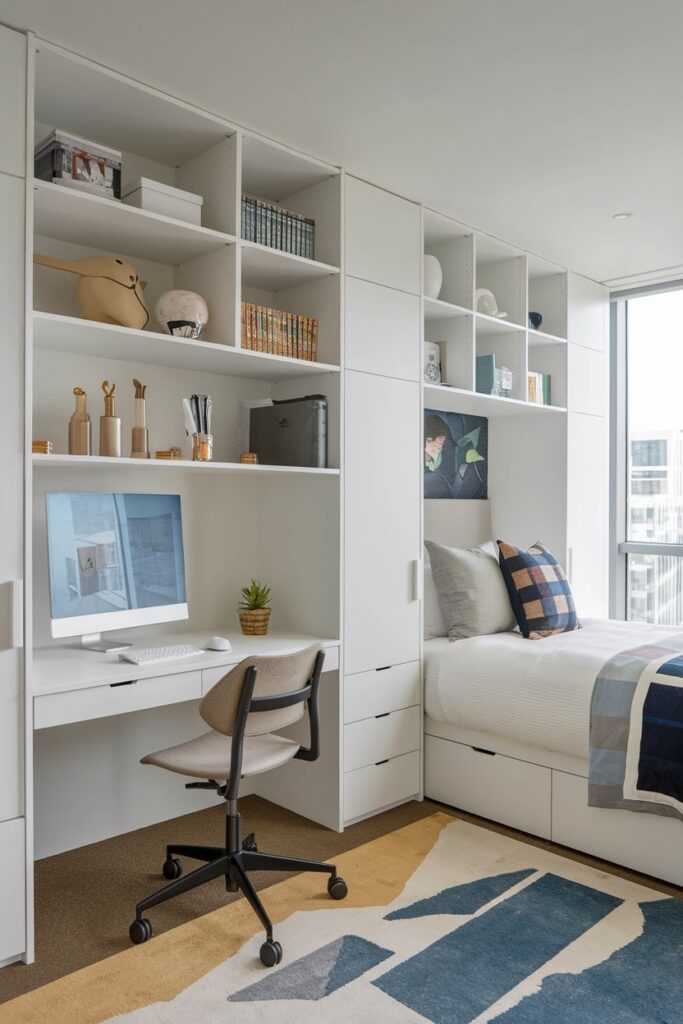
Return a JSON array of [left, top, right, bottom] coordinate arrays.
[[424, 619, 681, 760]]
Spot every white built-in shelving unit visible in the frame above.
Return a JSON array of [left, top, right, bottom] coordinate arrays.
[[0, 23, 609, 969]]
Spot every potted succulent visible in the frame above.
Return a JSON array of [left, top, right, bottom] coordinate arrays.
[[238, 579, 272, 636]]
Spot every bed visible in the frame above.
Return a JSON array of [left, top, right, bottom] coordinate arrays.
[[423, 501, 683, 888]]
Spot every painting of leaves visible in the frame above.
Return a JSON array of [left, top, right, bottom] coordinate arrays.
[[424, 410, 488, 499]]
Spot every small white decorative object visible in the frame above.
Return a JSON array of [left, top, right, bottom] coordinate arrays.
[[423, 255, 443, 299], [424, 342, 442, 384], [475, 287, 498, 316], [154, 290, 209, 339]]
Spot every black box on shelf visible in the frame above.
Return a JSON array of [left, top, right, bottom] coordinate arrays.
[[249, 396, 327, 468]]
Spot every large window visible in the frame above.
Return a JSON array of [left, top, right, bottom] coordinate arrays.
[[613, 286, 683, 624]]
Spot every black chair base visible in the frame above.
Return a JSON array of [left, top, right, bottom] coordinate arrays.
[[129, 814, 348, 966]]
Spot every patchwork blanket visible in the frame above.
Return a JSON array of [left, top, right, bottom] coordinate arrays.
[[589, 635, 683, 821]]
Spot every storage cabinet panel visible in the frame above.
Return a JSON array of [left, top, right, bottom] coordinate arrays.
[[0, 817, 26, 963], [567, 411, 608, 617], [345, 277, 420, 381], [567, 343, 605, 417], [344, 750, 420, 822], [344, 661, 421, 724], [567, 274, 608, 352], [344, 371, 421, 674], [424, 736, 552, 838], [345, 177, 421, 294], [344, 705, 420, 772], [0, 27, 26, 179], [552, 770, 683, 887]]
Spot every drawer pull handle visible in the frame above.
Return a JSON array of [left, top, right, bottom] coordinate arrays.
[[472, 746, 496, 756], [375, 758, 389, 766], [110, 680, 138, 688], [375, 712, 390, 719], [375, 665, 392, 672]]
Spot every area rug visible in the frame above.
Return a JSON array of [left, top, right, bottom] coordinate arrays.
[[2, 811, 681, 1023]]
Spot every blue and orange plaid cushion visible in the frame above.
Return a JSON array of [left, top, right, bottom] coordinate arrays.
[[497, 540, 580, 639]]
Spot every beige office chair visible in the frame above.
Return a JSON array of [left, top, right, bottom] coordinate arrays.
[[129, 644, 347, 966]]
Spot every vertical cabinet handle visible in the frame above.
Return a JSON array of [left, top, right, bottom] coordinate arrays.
[[411, 558, 422, 602], [567, 547, 574, 583], [11, 579, 23, 649]]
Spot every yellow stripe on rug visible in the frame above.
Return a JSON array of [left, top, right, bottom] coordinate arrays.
[[1, 812, 450, 1024]]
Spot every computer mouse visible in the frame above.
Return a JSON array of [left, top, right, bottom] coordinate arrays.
[[206, 636, 232, 652]]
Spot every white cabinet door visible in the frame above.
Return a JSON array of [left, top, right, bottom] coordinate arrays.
[[567, 274, 608, 351], [567, 411, 608, 617], [345, 277, 421, 381], [0, 818, 25, 962], [344, 370, 421, 674], [345, 177, 421, 294], [0, 26, 26, 179]]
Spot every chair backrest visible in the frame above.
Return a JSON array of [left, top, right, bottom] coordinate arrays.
[[199, 644, 324, 737]]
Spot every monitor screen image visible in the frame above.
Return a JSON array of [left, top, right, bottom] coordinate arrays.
[[46, 492, 188, 638]]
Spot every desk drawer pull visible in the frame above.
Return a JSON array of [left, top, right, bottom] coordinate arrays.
[[375, 758, 389, 766], [375, 712, 390, 719], [472, 746, 496, 756], [375, 665, 392, 672], [110, 680, 138, 688]]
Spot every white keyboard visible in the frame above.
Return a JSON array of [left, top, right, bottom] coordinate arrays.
[[119, 643, 204, 666]]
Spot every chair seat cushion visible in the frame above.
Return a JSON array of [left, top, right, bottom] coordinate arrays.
[[141, 730, 300, 781]]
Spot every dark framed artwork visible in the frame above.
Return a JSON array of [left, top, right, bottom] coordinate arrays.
[[424, 409, 488, 499]]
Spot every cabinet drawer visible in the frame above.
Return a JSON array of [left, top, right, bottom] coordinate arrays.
[[424, 736, 551, 839], [34, 670, 202, 729], [344, 661, 420, 724], [345, 705, 420, 772], [0, 816, 25, 962], [344, 750, 420, 823]]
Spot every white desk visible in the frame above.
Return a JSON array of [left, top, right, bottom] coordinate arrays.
[[32, 631, 340, 730]]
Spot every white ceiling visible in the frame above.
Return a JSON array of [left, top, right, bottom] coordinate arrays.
[[3, 0, 683, 283]]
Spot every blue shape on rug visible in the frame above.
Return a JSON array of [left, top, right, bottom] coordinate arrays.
[[228, 935, 393, 1002], [386, 868, 536, 920], [373, 873, 621, 1024], [495, 898, 683, 1023]]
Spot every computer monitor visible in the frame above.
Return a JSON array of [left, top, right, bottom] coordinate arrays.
[[46, 491, 188, 651]]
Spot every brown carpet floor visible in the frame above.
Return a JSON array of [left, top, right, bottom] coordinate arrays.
[[1, 795, 680, 1006]]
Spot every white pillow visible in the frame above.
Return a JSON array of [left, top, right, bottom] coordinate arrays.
[[424, 553, 447, 638], [424, 538, 516, 641]]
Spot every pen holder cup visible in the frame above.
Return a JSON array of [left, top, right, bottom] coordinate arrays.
[[192, 432, 213, 462]]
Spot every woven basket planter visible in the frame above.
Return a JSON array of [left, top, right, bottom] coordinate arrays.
[[238, 608, 271, 636]]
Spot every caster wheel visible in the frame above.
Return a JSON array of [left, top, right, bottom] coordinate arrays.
[[328, 875, 348, 900], [260, 939, 283, 967], [162, 857, 182, 880], [242, 833, 258, 853], [129, 918, 153, 945]]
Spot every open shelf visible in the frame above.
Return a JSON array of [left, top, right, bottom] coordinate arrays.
[[528, 328, 568, 347], [33, 180, 236, 265], [240, 240, 339, 289], [475, 312, 526, 337], [33, 311, 339, 381], [32, 453, 340, 477], [423, 296, 471, 321], [423, 384, 566, 418]]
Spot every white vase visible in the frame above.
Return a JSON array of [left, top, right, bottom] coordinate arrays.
[[423, 255, 443, 299]]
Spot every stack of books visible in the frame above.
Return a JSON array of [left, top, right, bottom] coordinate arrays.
[[527, 371, 551, 405], [241, 195, 314, 259], [241, 302, 318, 361]]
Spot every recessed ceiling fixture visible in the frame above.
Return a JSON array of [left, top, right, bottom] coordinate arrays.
[[612, 212, 633, 221]]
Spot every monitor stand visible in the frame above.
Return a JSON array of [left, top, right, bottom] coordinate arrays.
[[81, 633, 133, 653]]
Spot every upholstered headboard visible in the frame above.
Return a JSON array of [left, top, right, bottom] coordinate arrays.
[[424, 499, 492, 550]]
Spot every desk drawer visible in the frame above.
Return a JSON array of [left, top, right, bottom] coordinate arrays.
[[344, 750, 420, 823], [345, 705, 420, 772], [344, 661, 420, 724], [34, 671, 202, 729]]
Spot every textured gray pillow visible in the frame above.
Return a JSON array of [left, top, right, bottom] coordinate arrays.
[[424, 539, 516, 640]]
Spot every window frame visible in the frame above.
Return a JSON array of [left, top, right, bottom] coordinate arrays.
[[610, 280, 683, 620]]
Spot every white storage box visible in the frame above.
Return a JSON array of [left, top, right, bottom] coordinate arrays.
[[122, 177, 203, 225]]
